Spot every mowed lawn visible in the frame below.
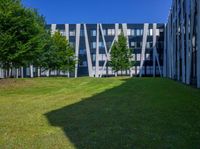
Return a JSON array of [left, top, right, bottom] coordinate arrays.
[[0, 77, 200, 149]]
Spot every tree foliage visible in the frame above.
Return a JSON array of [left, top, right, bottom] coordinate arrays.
[[110, 34, 132, 75], [0, 0, 76, 78]]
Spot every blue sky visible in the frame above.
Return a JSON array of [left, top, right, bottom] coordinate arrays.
[[22, 0, 172, 24]]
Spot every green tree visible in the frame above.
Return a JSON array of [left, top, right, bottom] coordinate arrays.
[[0, 0, 47, 78], [0, 0, 76, 78], [110, 34, 133, 76], [46, 32, 76, 77]]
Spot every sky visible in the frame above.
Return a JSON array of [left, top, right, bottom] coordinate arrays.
[[22, 0, 172, 24]]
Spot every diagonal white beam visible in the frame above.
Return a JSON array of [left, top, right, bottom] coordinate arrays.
[[84, 24, 93, 77], [99, 24, 108, 57], [139, 23, 149, 77], [100, 24, 119, 77]]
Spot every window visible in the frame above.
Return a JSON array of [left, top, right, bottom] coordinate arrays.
[[148, 29, 153, 36], [70, 42, 75, 47], [146, 53, 150, 60], [156, 29, 160, 36], [107, 29, 115, 36], [91, 42, 96, 49], [137, 42, 141, 48], [136, 29, 143, 36], [131, 42, 136, 48], [103, 29, 107, 36], [146, 42, 153, 48], [131, 29, 135, 36], [80, 30, 84, 36], [150, 42, 153, 48], [60, 30, 66, 36], [140, 29, 143, 36], [127, 29, 131, 36], [79, 49, 85, 55], [106, 42, 112, 48], [132, 54, 136, 61], [91, 30, 97, 36], [70, 30, 75, 36], [92, 54, 96, 61], [83, 61, 87, 67], [136, 29, 140, 36], [137, 54, 141, 61], [99, 42, 104, 48]]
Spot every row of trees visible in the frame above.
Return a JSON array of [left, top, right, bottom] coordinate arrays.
[[0, 0, 133, 79], [0, 0, 76, 78]]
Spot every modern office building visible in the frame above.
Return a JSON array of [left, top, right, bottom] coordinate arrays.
[[164, 0, 200, 88], [1, 0, 200, 89], [46, 23, 165, 77]]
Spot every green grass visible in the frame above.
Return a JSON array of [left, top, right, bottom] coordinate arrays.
[[0, 77, 200, 149]]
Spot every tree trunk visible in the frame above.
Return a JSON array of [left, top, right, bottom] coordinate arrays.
[[49, 70, 51, 77], [56, 70, 59, 76], [4, 69, 7, 78]]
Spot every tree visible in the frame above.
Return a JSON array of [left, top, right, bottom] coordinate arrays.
[[51, 32, 76, 77], [110, 34, 133, 76], [0, 0, 47, 78], [0, 0, 76, 78]]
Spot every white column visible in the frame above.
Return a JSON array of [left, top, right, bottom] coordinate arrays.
[[46, 70, 50, 77], [30, 65, 33, 78], [163, 24, 167, 77], [75, 24, 81, 78], [51, 24, 57, 35], [153, 24, 157, 77], [16, 68, 19, 78], [21, 67, 24, 78], [139, 23, 149, 77], [95, 24, 100, 78], [37, 68, 41, 77], [65, 24, 69, 40]]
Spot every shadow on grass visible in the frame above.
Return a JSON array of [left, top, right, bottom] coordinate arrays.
[[45, 78, 200, 149]]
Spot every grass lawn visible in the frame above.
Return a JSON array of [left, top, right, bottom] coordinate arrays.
[[0, 77, 200, 149]]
